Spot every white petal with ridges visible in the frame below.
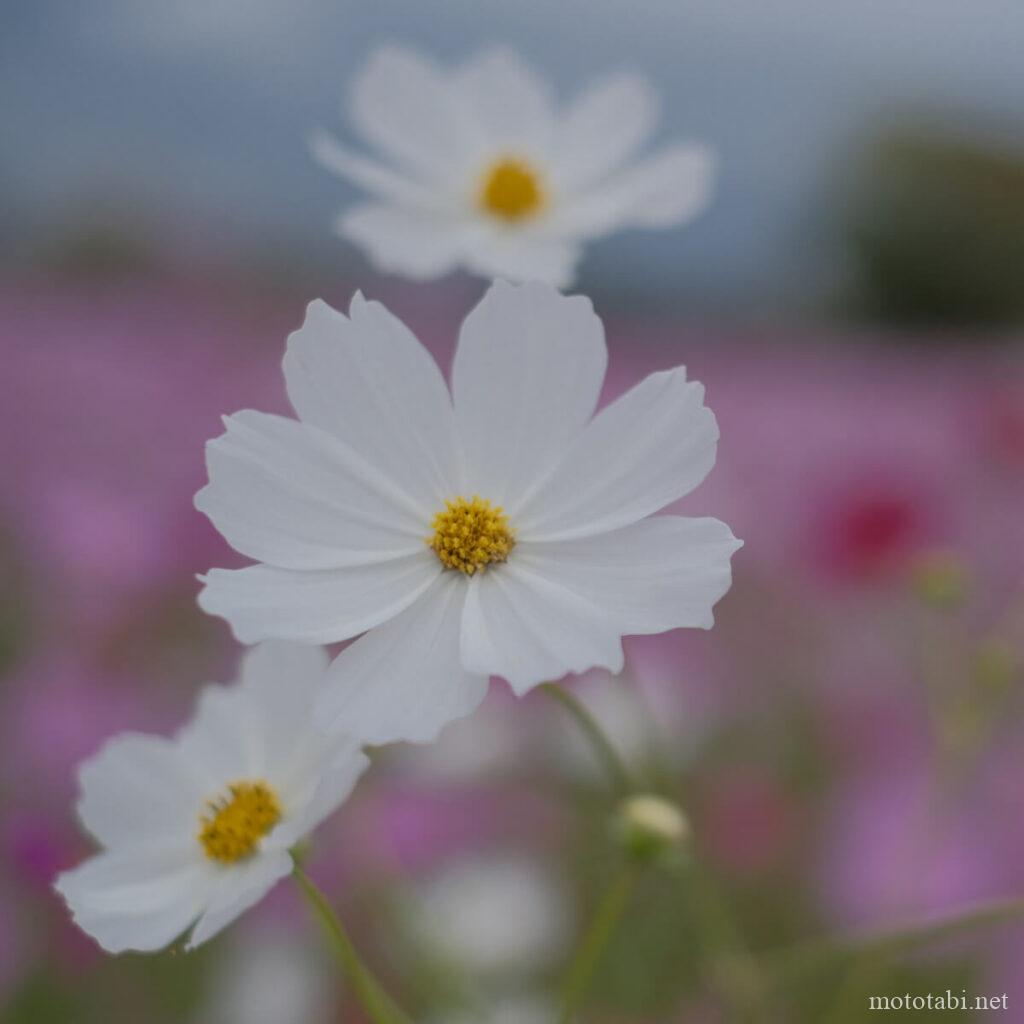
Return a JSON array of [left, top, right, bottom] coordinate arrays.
[[284, 296, 461, 512], [187, 850, 294, 949], [76, 734, 205, 849], [197, 553, 441, 645], [517, 516, 742, 634], [460, 561, 624, 695], [55, 847, 215, 954], [197, 409, 425, 571], [451, 281, 606, 509], [318, 573, 488, 745], [517, 368, 718, 542]]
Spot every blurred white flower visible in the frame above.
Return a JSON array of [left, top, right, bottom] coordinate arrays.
[[415, 854, 569, 978], [196, 281, 741, 745], [428, 994, 555, 1024], [54, 642, 368, 953], [311, 45, 714, 287], [200, 928, 334, 1024]]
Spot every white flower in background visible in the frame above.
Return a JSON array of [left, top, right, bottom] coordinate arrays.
[[200, 929, 334, 1024], [415, 854, 569, 978], [54, 642, 368, 953], [428, 994, 555, 1024], [311, 45, 714, 288], [196, 281, 742, 745]]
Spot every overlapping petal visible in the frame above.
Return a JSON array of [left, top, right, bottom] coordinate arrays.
[[460, 560, 624, 695], [350, 45, 480, 180], [197, 554, 440, 645], [76, 734, 205, 849], [340, 203, 485, 280], [516, 367, 719, 541], [516, 516, 742, 635], [318, 573, 489, 745], [452, 280, 606, 509], [284, 296, 461, 512], [196, 409, 426, 570], [453, 47, 555, 154], [55, 848, 215, 954], [554, 72, 659, 189], [552, 143, 715, 237], [186, 851, 293, 949]]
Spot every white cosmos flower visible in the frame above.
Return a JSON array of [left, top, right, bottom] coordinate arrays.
[[195, 281, 741, 745], [53, 642, 368, 954], [311, 45, 714, 288]]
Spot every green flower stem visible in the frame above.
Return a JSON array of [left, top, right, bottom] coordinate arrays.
[[767, 895, 1024, 985], [540, 682, 634, 794], [557, 863, 636, 1024], [293, 864, 413, 1024]]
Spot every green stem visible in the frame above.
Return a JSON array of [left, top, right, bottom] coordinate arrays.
[[767, 895, 1024, 985], [293, 864, 413, 1024], [540, 682, 634, 794], [558, 865, 636, 1024]]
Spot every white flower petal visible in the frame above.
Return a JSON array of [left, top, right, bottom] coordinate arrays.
[[517, 368, 718, 542], [554, 72, 659, 189], [197, 553, 441, 645], [451, 281, 606, 509], [351, 45, 480, 180], [197, 409, 426, 571], [177, 681, 257, 786], [76, 734, 205, 849], [309, 129, 440, 208], [272, 745, 370, 846], [517, 516, 742, 635], [454, 47, 555, 152], [551, 143, 715, 238], [284, 296, 461, 512], [55, 847, 214, 954], [187, 850, 293, 949], [463, 232, 581, 289], [318, 573, 488, 745], [339, 203, 483, 280], [460, 561, 624, 695]]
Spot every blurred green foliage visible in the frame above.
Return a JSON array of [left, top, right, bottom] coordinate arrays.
[[846, 128, 1024, 327]]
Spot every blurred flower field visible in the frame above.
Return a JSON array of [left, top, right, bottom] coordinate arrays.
[[2, 274, 1023, 1021]]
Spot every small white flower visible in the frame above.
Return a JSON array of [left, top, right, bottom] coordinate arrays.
[[414, 854, 569, 978], [195, 281, 741, 745], [200, 929, 334, 1024], [311, 45, 714, 288], [53, 642, 368, 953]]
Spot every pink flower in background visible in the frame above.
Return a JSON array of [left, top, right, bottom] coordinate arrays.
[[701, 769, 799, 878]]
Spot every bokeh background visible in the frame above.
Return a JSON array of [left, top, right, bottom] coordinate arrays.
[[3, 2, 1024, 1021]]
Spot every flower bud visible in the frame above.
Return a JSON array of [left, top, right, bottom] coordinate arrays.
[[614, 794, 690, 864]]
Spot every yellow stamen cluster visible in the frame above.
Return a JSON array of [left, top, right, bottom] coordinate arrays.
[[429, 496, 515, 575], [479, 157, 545, 222], [198, 781, 282, 864]]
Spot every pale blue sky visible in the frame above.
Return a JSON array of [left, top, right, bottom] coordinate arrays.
[[3, 0, 1022, 311]]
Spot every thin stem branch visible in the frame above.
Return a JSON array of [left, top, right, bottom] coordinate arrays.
[[293, 863, 413, 1024], [540, 682, 634, 794], [766, 895, 1024, 985], [558, 864, 636, 1024]]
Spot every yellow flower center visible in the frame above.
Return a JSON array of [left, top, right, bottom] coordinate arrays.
[[478, 157, 546, 222], [429, 496, 515, 575], [198, 781, 282, 864]]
